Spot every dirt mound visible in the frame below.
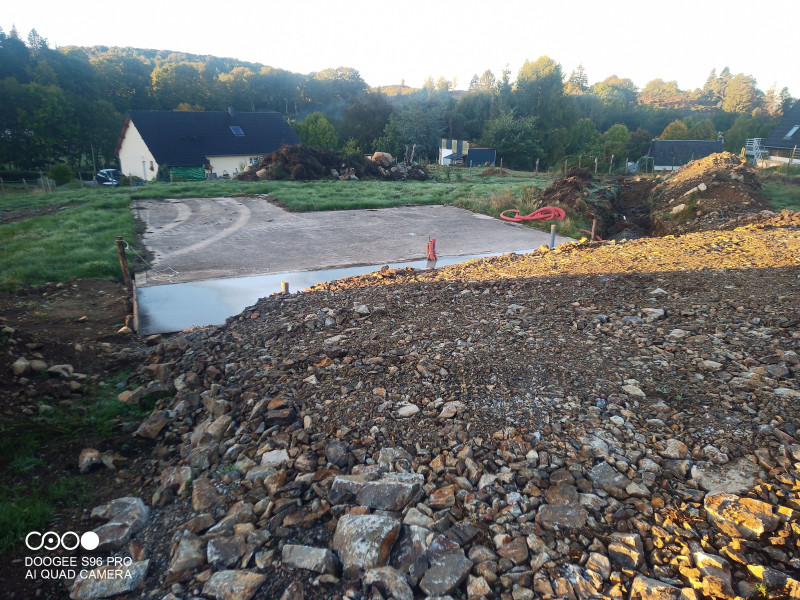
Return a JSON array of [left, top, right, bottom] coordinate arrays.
[[237, 145, 384, 181], [535, 169, 612, 223], [649, 152, 770, 234], [480, 167, 509, 176], [237, 146, 430, 182]]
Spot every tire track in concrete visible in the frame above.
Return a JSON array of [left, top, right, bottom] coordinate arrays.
[[157, 198, 252, 262], [156, 201, 192, 234]]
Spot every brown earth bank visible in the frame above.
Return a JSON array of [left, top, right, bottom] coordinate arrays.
[[2, 208, 799, 599]]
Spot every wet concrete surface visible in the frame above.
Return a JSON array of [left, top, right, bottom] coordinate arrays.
[[132, 197, 572, 333], [136, 250, 537, 334], [132, 198, 569, 285]]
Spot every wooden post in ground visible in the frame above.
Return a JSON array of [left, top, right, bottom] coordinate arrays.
[[115, 237, 133, 293], [590, 219, 597, 241]]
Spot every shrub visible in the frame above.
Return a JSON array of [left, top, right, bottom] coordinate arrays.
[[46, 164, 74, 186]]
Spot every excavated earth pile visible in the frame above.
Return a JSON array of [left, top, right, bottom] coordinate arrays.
[[27, 211, 800, 600], [237, 146, 429, 182], [535, 155, 775, 241], [646, 153, 771, 235]]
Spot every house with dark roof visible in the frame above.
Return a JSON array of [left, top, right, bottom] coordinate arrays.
[[115, 109, 300, 181], [646, 139, 724, 171], [763, 101, 800, 164]]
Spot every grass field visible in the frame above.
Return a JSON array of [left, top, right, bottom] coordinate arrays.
[[1, 168, 797, 292]]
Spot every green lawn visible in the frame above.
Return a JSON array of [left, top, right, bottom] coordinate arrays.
[[2, 167, 795, 292], [761, 180, 800, 211], [0, 170, 555, 291]]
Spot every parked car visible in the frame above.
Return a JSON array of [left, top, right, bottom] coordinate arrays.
[[96, 169, 123, 186]]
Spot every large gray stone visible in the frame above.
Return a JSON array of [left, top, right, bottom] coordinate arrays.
[[418, 550, 473, 597], [536, 503, 588, 531], [608, 533, 644, 570], [332, 513, 401, 576], [202, 570, 267, 600], [356, 472, 424, 511], [69, 560, 149, 600], [691, 457, 759, 494], [282, 544, 338, 574], [363, 566, 414, 600], [166, 533, 206, 583], [588, 461, 629, 494], [207, 534, 248, 568]]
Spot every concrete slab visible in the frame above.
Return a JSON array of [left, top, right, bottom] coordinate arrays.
[[136, 250, 533, 334], [132, 198, 571, 286]]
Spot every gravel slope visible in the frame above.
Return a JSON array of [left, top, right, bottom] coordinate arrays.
[[93, 210, 800, 600]]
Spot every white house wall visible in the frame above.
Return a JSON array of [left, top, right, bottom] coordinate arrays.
[[118, 121, 158, 181], [207, 155, 261, 178]]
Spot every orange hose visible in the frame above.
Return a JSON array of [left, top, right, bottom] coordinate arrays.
[[500, 206, 566, 222], [578, 229, 603, 241]]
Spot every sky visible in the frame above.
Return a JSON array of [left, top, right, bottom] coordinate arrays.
[[4, 0, 798, 98]]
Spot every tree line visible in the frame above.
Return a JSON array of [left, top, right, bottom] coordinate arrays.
[[0, 25, 795, 176]]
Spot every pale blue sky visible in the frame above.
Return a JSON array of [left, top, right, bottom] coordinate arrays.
[[5, 0, 798, 97]]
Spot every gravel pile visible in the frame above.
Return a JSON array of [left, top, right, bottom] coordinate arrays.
[[72, 212, 799, 600]]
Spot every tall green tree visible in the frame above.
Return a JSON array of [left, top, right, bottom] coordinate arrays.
[[338, 92, 393, 153], [687, 119, 717, 140], [373, 94, 446, 161], [455, 91, 494, 141], [565, 64, 588, 95], [624, 128, 653, 160], [480, 111, 541, 170], [293, 112, 338, 149], [602, 124, 630, 159], [659, 120, 689, 140], [150, 62, 213, 110], [513, 56, 566, 127], [565, 118, 600, 156], [722, 73, 760, 114], [724, 114, 774, 153]]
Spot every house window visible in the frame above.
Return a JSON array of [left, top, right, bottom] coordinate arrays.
[[785, 125, 799, 139], [230, 126, 244, 136]]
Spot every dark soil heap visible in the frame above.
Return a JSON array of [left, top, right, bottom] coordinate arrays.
[[237, 146, 429, 182]]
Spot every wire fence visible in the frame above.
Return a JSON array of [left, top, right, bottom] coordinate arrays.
[[0, 176, 57, 197], [547, 154, 656, 176]]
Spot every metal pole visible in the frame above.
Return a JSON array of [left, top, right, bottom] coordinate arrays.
[[115, 237, 133, 293], [281, 281, 290, 294], [549, 224, 556, 249]]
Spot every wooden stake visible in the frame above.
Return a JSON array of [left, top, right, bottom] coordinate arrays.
[[115, 237, 133, 293]]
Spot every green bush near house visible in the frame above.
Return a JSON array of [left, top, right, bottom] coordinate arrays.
[[46, 164, 74, 186]]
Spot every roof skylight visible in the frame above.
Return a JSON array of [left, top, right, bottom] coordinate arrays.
[[785, 125, 799, 139], [230, 125, 244, 136]]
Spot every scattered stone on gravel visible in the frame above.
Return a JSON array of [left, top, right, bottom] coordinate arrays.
[[7, 207, 799, 600]]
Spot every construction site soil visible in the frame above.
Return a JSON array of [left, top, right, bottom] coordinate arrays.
[[2, 154, 800, 600]]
